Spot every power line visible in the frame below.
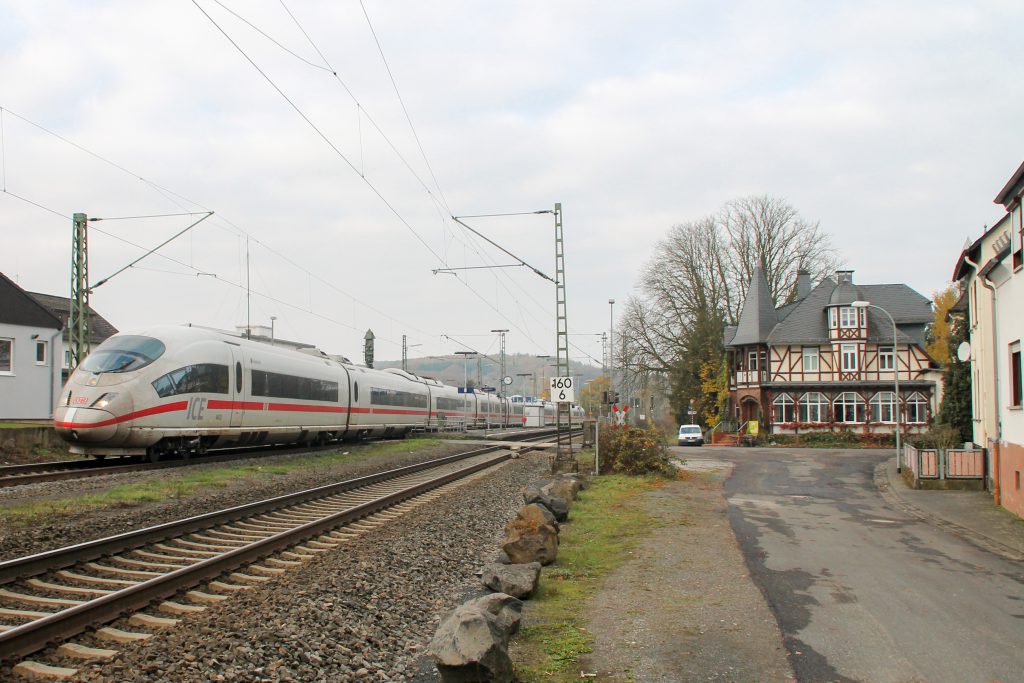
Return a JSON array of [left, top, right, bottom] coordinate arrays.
[[191, 0, 446, 265]]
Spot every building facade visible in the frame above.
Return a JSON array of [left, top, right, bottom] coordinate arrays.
[[952, 160, 1024, 518], [0, 273, 65, 420], [725, 268, 940, 436]]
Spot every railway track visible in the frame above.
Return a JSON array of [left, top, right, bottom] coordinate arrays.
[[0, 438, 550, 676], [0, 427, 566, 489]]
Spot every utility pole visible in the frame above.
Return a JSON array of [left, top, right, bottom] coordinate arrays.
[[68, 213, 90, 371], [492, 329, 508, 396], [552, 202, 575, 473], [402, 334, 408, 372]]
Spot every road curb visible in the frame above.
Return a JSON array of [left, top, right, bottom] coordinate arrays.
[[873, 459, 1024, 563]]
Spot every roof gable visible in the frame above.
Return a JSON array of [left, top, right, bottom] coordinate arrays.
[[729, 266, 777, 346], [0, 272, 62, 329]]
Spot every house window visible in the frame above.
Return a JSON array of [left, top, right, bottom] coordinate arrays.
[[802, 347, 819, 372], [839, 306, 858, 328], [0, 338, 12, 374], [35, 341, 47, 365], [834, 392, 866, 423], [878, 346, 894, 371], [870, 392, 896, 423], [1011, 342, 1022, 408], [905, 392, 929, 424], [799, 392, 828, 423], [747, 350, 758, 371], [829, 308, 837, 328], [841, 344, 858, 372], [63, 349, 71, 369], [773, 394, 795, 423]]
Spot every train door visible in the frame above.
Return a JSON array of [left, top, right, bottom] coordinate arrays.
[[227, 345, 245, 429]]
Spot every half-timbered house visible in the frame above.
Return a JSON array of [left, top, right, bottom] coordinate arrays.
[[724, 268, 941, 435]]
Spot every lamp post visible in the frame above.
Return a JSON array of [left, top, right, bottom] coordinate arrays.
[[516, 373, 533, 399], [270, 316, 277, 346], [852, 300, 901, 472]]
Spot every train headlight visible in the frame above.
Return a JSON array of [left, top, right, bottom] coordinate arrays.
[[91, 393, 119, 410]]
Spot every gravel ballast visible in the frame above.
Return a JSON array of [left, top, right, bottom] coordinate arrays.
[[17, 452, 548, 681], [0, 440, 475, 563]]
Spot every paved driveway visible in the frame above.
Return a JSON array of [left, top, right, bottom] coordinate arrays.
[[681, 447, 1024, 683]]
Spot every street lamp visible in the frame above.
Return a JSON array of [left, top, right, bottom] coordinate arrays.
[[851, 300, 901, 472], [516, 373, 533, 399], [270, 316, 277, 346]]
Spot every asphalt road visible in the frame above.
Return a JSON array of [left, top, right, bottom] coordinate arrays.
[[708, 447, 1024, 683]]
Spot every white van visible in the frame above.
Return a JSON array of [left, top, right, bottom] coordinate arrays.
[[677, 424, 704, 446]]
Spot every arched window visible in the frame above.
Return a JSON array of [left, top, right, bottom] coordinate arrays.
[[799, 392, 828, 423], [834, 392, 866, 423], [773, 394, 795, 423], [905, 392, 928, 424], [869, 391, 896, 423]]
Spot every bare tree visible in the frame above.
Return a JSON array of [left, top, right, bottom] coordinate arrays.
[[721, 195, 842, 320], [616, 195, 840, 422]]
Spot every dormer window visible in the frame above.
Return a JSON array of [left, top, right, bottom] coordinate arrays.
[[839, 307, 858, 328]]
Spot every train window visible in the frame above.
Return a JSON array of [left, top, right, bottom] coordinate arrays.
[[354, 382, 359, 402], [235, 362, 242, 393], [437, 397, 465, 411], [152, 364, 229, 398], [370, 387, 429, 408], [251, 369, 339, 402], [81, 335, 166, 374]]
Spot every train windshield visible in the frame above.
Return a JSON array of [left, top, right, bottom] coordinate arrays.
[[80, 335, 166, 374]]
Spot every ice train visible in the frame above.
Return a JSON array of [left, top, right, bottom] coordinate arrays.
[[54, 325, 584, 458]]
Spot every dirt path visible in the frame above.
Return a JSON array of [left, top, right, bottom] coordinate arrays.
[[580, 459, 795, 682]]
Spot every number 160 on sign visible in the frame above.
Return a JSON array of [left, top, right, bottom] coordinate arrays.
[[550, 376, 575, 403]]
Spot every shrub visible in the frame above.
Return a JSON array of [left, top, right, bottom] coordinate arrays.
[[909, 423, 961, 450], [597, 424, 673, 476]]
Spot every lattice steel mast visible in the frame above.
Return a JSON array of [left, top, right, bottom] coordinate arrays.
[[68, 213, 90, 371]]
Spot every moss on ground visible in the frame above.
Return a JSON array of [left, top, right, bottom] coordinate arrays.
[[511, 466, 666, 682]]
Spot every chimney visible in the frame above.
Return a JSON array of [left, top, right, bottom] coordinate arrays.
[[835, 270, 854, 285], [796, 270, 811, 300]]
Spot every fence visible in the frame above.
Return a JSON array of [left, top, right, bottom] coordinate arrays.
[[903, 444, 985, 480]]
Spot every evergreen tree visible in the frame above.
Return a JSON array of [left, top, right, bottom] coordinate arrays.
[[938, 313, 972, 443]]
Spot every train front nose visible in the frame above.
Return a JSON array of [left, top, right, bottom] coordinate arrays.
[[54, 406, 119, 443]]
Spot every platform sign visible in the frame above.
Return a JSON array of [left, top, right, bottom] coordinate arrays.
[[550, 376, 575, 403]]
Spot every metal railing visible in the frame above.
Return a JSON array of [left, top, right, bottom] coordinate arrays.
[[903, 444, 985, 480]]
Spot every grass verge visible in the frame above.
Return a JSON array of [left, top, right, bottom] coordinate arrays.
[[511, 471, 665, 682], [0, 437, 442, 526]]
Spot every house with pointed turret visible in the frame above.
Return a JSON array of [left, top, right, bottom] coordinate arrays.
[[724, 268, 942, 435]]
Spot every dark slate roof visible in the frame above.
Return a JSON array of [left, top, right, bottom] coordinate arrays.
[[723, 325, 737, 346], [729, 266, 777, 346], [0, 272, 62, 329], [722, 273, 935, 347], [26, 291, 118, 343], [763, 277, 835, 345]]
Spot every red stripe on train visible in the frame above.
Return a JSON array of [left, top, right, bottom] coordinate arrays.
[[54, 401, 189, 429]]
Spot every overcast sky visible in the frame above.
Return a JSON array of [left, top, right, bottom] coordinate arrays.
[[2, 1, 1023, 368]]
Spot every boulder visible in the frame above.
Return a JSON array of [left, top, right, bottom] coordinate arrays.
[[481, 562, 542, 599], [502, 516, 559, 565], [471, 593, 523, 636], [522, 485, 570, 522], [542, 476, 583, 502], [428, 594, 522, 683], [517, 502, 558, 530]]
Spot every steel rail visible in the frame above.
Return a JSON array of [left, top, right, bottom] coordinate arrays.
[[0, 449, 514, 662], [0, 444, 514, 585]]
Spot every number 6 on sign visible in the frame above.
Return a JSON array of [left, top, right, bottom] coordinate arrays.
[[550, 376, 575, 403]]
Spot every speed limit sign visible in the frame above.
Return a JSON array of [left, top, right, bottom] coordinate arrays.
[[550, 376, 575, 403]]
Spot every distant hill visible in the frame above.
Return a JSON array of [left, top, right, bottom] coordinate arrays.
[[375, 352, 601, 396]]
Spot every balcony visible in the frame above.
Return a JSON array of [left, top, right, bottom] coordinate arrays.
[[732, 369, 767, 387]]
